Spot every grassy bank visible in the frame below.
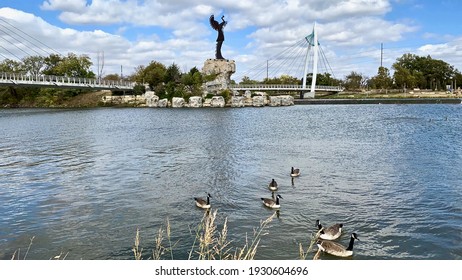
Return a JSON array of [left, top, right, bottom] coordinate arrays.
[[0, 87, 109, 108]]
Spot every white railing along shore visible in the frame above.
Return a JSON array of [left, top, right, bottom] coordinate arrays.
[[229, 84, 343, 91]]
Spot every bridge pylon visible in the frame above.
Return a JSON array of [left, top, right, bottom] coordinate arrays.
[[302, 22, 319, 98]]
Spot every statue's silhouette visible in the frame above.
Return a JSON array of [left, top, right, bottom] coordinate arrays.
[[209, 15, 227, 60]]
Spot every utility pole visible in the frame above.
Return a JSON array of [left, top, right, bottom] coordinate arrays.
[[380, 43, 383, 68]]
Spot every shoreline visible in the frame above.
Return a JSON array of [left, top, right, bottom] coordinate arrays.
[[294, 98, 462, 105]]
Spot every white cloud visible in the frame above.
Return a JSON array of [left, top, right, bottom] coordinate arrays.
[[41, 0, 88, 13], [3, 0, 453, 80]]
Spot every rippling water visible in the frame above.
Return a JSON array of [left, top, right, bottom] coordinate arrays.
[[1, 105, 461, 260]]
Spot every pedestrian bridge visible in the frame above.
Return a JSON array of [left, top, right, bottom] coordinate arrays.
[[229, 84, 342, 92], [0, 72, 134, 90]]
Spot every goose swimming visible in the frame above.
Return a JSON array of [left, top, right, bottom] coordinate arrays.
[[261, 194, 282, 209], [268, 179, 278, 191], [316, 219, 343, 240], [194, 193, 211, 209], [290, 167, 300, 177], [316, 232, 359, 258]]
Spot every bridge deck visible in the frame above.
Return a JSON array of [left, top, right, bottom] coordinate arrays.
[[229, 84, 342, 92], [0, 72, 134, 90]]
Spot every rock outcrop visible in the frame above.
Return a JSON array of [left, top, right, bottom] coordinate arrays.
[[202, 59, 236, 95]]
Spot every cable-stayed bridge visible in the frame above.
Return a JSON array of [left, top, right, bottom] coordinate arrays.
[[0, 72, 134, 90], [0, 15, 133, 91], [233, 22, 342, 97]]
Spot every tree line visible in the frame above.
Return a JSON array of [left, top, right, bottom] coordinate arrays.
[[241, 53, 462, 92], [343, 54, 461, 91], [1, 52, 460, 106]]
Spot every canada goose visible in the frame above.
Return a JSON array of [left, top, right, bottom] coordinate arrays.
[[194, 193, 211, 209], [316, 232, 359, 258], [316, 219, 343, 240], [261, 194, 282, 209], [290, 167, 300, 177], [268, 179, 278, 191]]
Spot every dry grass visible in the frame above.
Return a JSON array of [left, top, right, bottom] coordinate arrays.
[[134, 210, 276, 260], [11, 236, 68, 260], [298, 228, 322, 260], [11, 236, 35, 260]]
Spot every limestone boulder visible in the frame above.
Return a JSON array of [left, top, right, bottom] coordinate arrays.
[[252, 96, 266, 107], [172, 97, 185, 108], [269, 96, 282, 107], [189, 96, 202, 108], [281, 95, 294, 106], [210, 96, 225, 108], [158, 99, 168, 107], [145, 91, 159, 107], [203, 98, 212, 107], [231, 96, 245, 107]]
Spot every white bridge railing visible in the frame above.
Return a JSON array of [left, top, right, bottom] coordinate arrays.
[[229, 84, 343, 92], [0, 72, 135, 90]]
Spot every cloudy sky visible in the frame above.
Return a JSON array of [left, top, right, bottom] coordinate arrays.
[[1, 0, 461, 81]]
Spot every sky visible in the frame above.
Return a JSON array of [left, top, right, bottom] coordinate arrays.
[[1, 0, 462, 81]]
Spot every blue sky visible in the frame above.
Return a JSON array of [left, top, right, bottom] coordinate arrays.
[[1, 0, 462, 81]]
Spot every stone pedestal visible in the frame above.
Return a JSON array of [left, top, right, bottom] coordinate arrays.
[[202, 59, 235, 95]]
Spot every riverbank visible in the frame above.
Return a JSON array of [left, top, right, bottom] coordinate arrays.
[[295, 98, 462, 105], [2, 89, 462, 108]]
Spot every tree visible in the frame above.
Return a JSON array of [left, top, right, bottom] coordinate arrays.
[[0, 59, 23, 73], [165, 63, 181, 84], [343, 71, 368, 91], [370, 67, 392, 90], [304, 72, 341, 86], [142, 61, 167, 89], [43, 54, 64, 75], [103, 73, 121, 81], [22, 56, 45, 76], [240, 76, 258, 84], [43, 53, 95, 78], [181, 67, 203, 96]]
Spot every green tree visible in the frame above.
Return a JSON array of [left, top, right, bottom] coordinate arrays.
[[0, 59, 23, 73], [240, 76, 258, 84], [343, 71, 368, 91], [104, 73, 121, 81], [165, 63, 181, 83], [181, 67, 203, 96], [43, 54, 64, 75], [370, 67, 393, 90], [43, 53, 95, 78], [22, 56, 45, 76], [392, 53, 456, 90], [142, 61, 167, 89], [304, 72, 341, 86]]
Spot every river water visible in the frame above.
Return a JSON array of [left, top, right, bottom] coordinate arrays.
[[0, 105, 461, 260]]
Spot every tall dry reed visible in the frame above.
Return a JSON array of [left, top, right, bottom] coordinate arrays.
[[133, 210, 276, 260]]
